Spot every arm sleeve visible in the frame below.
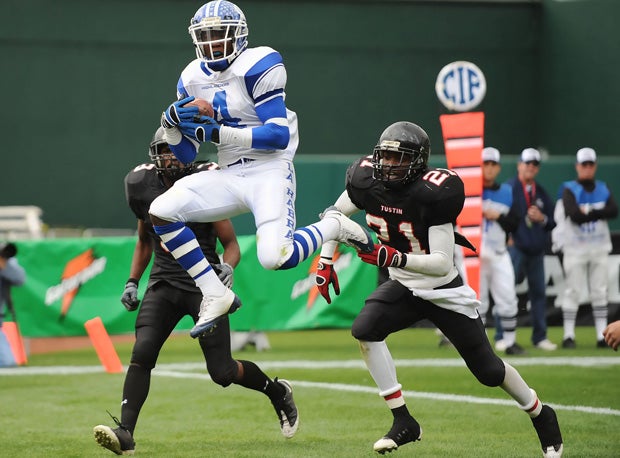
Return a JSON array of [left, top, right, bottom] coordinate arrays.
[[561, 187, 608, 224], [168, 135, 199, 164], [590, 192, 619, 221], [497, 211, 519, 234], [0, 258, 26, 286], [333, 190, 362, 217], [218, 95, 289, 150], [402, 223, 454, 276]]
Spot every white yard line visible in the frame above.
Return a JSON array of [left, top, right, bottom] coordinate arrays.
[[3, 357, 617, 416]]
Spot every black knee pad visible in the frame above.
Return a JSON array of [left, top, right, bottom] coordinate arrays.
[[207, 359, 238, 387], [469, 358, 505, 387], [130, 339, 159, 370], [351, 313, 385, 342]]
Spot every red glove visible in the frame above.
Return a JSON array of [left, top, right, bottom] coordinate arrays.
[[358, 244, 407, 268], [315, 257, 340, 304]]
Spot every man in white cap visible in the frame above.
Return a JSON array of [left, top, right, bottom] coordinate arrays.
[[505, 148, 558, 351], [554, 147, 618, 348], [478, 147, 523, 354]]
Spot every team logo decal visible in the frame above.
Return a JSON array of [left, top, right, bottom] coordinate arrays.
[[435, 61, 486, 112], [44, 248, 107, 320]]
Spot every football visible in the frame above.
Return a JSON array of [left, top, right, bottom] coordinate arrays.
[[184, 98, 214, 118]]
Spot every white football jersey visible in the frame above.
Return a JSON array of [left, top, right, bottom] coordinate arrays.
[[176, 46, 299, 165]]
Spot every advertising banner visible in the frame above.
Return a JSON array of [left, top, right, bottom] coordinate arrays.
[[8, 235, 620, 337], [9, 237, 377, 337]]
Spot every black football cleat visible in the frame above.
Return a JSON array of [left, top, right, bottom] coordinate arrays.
[[373, 415, 422, 454]]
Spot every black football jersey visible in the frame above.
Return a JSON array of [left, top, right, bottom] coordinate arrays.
[[345, 156, 465, 255], [124, 162, 221, 291]]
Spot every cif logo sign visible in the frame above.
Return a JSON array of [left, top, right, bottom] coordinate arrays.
[[435, 61, 486, 112]]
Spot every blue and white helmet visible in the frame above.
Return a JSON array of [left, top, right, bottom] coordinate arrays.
[[189, 1, 249, 67]]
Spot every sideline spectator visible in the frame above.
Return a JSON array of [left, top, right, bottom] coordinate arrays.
[[479, 147, 523, 355], [0, 242, 25, 368], [553, 148, 618, 348], [505, 148, 557, 351]]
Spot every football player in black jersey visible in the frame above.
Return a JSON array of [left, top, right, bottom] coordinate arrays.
[[314, 122, 563, 457], [93, 127, 298, 455]]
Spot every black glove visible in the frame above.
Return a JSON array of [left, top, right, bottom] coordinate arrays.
[[120, 278, 140, 311]]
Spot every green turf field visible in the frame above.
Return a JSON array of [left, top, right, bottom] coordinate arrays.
[[1, 326, 618, 457]]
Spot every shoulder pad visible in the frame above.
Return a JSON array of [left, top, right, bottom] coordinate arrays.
[[346, 155, 375, 190], [124, 164, 161, 220], [125, 163, 157, 188], [416, 168, 464, 202], [415, 168, 465, 224], [235, 47, 283, 77]]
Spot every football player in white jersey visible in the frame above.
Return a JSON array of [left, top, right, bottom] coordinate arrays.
[[148, 1, 373, 338], [314, 122, 563, 457], [478, 147, 523, 355]]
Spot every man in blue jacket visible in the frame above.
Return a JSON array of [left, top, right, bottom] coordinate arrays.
[[505, 148, 557, 350]]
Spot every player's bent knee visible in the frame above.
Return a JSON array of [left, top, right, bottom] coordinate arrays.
[[256, 251, 284, 271], [207, 360, 238, 387], [130, 348, 157, 370], [149, 187, 191, 222], [471, 363, 504, 387], [351, 318, 384, 342]]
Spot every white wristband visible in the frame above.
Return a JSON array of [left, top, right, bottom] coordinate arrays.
[[219, 125, 253, 148], [163, 126, 183, 146], [319, 240, 338, 260]]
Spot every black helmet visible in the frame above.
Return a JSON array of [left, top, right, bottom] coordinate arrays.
[[148, 127, 195, 181], [372, 121, 430, 186]]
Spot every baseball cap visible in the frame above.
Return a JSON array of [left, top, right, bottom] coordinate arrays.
[[520, 148, 541, 163], [482, 147, 500, 163], [576, 147, 597, 164]]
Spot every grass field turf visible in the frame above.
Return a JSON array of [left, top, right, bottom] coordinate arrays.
[[1, 326, 618, 457]]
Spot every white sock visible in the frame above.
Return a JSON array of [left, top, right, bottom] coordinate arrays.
[[358, 340, 402, 397], [500, 362, 543, 417], [195, 268, 227, 297], [562, 309, 577, 340], [592, 305, 608, 340]]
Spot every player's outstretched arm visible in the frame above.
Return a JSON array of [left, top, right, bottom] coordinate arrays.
[[218, 96, 290, 150], [358, 223, 454, 276]]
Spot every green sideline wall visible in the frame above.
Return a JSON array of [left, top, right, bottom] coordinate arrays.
[[2, 0, 619, 234]]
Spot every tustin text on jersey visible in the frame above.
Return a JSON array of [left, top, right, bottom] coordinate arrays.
[[380, 205, 403, 214]]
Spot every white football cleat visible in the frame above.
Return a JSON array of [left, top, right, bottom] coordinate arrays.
[[322, 206, 374, 253], [535, 339, 558, 351], [190, 289, 242, 338]]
